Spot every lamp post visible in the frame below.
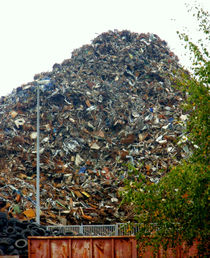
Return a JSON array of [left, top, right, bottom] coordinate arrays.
[[35, 77, 51, 224], [36, 82, 40, 224]]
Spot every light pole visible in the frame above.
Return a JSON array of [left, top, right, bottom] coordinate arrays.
[[35, 77, 51, 224], [36, 82, 40, 224]]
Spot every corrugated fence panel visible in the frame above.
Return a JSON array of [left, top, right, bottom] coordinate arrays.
[[28, 236, 200, 258], [28, 236, 137, 258]]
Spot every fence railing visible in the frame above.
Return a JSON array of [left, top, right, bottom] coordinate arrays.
[[47, 223, 140, 236]]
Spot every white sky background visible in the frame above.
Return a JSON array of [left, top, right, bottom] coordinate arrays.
[[0, 0, 209, 97]]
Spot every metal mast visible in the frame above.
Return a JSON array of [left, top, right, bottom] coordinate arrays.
[[36, 83, 40, 224]]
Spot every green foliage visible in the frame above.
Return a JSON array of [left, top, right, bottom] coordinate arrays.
[[121, 4, 209, 255], [122, 163, 209, 251], [176, 5, 209, 165]]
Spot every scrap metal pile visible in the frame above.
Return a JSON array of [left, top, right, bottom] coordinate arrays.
[[0, 30, 188, 225]]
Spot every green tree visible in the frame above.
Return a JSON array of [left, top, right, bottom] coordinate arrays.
[[121, 4, 209, 256]]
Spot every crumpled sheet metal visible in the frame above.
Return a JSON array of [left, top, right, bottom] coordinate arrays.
[[0, 30, 188, 225]]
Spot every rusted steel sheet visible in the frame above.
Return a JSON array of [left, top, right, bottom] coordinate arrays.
[[0, 256, 20, 258], [138, 239, 200, 258], [28, 236, 137, 258]]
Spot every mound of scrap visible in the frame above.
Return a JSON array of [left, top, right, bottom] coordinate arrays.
[[0, 30, 187, 225]]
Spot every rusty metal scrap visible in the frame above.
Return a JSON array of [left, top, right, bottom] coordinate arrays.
[[0, 30, 188, 225]]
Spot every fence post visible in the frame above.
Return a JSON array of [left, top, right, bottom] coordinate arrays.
[[79, 224, 83, 235], [115, 224, 119, 236]]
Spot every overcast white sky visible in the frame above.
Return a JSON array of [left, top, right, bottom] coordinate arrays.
[[0, 0, 209, 97]]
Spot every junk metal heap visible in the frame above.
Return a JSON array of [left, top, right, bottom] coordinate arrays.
[[0, 30, 187, 225]]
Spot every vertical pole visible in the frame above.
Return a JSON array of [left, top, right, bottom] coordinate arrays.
[[36, 83, 40, 224], [79, 223, 83, 235], [115, 223, 119, 236]]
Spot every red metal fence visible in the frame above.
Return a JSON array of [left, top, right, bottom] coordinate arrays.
[[28, 236, 137, 258], [28, 236, 200, 258], [138, 239, 199, 257]]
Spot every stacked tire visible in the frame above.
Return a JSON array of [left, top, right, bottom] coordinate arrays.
[[0, 212, 75, 256]]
